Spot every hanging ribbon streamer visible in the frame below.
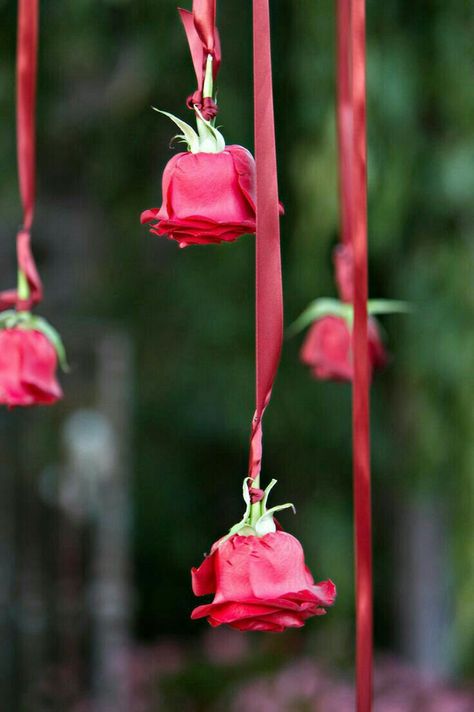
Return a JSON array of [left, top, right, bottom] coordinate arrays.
[[248, 0, 283, 483], [350, 0, 373, 709], [179, 0, 221, 119], [336, 0, 353, 250], [0, 0, 42, 312]]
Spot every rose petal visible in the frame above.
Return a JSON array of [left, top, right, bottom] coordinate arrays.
[[191, 550, 217, 596], [0, 329, 62, 407]]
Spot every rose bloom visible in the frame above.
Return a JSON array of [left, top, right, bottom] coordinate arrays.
[[300, 315, 387, 381], [0, 328, 62, 407], [141, 146, 257, 247], [191, 531, 336, 632]]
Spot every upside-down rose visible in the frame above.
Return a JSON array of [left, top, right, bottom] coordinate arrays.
[[141, 43, 262, 249], [141, 145, 256, 248], [0, 328, 62, 407], [300, 315, 387, 382], [192, 531, 336, 632], [191, 479, 335, 632]]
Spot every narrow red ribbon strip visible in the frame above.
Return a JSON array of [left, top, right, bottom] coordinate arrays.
[[248, 0, 283, 481], [337, 0, 353, 249], [350, 0, 373, 709], [0, 0, 42, 312]]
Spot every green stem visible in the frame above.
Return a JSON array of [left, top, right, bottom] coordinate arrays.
[[17, 269, 30, 303], [196, 54, 214, 144], [196, 54, 213, 146], [202, 54, 214, 99]]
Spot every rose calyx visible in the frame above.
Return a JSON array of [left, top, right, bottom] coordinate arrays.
[[154, 107, 225, 154], [287, 297, 411, 337], [223, 477, 295, 542]]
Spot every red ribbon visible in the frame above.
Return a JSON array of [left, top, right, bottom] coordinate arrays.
[[337, 0, 353, 249], [349, 0, 373, 708], [248, 0, 283, 481], [192, 0, 216, 53], [179, 2, 221, 119], [0, 0, 42, 312]]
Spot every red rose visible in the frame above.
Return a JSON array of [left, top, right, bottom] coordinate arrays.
[[0, 328, 62, 406], [300, 315, 387, 382], [141, 146, 256, 248], [191, 531, 336, 632]]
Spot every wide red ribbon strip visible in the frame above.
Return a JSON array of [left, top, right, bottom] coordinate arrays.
[[248, 0, 283, 481], [192, 0, 216, 53], [179, 1, 221, 118], [0, 0, 42, 312], [350, 0, 373, 709]]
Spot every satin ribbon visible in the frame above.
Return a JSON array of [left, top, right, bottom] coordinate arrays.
[[192, 0, 216, 53], [349, 0, 373, 709], [337, 0, 353, 248], [248, 0, 283, 481], [179, 1, 221, 118], [0, 0, 43, 312]]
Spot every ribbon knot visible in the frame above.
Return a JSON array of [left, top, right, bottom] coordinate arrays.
[[248, 483, 265, 504], [186, 92, 218, 120]]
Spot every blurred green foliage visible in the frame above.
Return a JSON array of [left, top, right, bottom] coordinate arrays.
[[0, 0, 473, 678]]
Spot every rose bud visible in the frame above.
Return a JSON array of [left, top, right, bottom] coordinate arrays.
[[141, 145, 256, 248], [0, 312, 66, 407], [300, 315, 387, 382], [191, 479, 335, 632], [141, 103, 264, 247]]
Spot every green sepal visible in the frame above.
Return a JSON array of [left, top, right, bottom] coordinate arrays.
[[153, 108, 200, 153], [367, 299, 412, 315], [287, 298, 352, 337], [28, 316, 69, 372], [255, 503, 296, 537], [226, 477, 252, 536], [219, 477, 295, 542], [0, 309, 29, 329], [288, 297, 411, 338], [261, 478, 277, 511], [153, 107, 226, 154], [194, 106, 226, 153]]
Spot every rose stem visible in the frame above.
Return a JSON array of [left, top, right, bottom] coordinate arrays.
[[196, 54, 214, 143], [203, 53, 213, 100], [17, 269, 30, 306]]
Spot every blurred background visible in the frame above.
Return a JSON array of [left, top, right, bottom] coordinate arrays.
[[0, 0, 473, 710]]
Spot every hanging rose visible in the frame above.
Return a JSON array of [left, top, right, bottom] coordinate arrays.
[[0, 310, 66, 407], [140, 42, 264, 249], [141, 116, 257, 248], [288, 243, 409, 383], [300, 315, 387, 382], [191, 479, 335, 631]]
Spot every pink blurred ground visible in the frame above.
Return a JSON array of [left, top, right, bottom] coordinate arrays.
[[63, 633, 474, 711]]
